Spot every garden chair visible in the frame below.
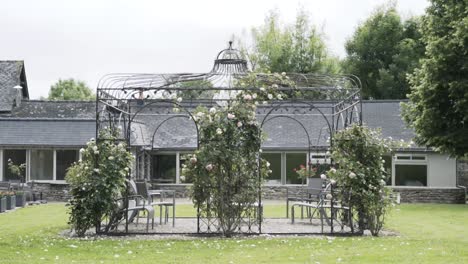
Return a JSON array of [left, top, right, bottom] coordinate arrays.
[[106, 180, 155, 232], [134, 180, 175, 227], [0, 182, 10, 191], [291, 183, 353, 233], [8, 180, 22, 191], [286, 178, 323, 218]]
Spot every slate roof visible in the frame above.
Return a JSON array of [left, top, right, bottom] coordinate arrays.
[[131, 101, 417, 150], [0, 99, 418, 149], [0, 119, 95, 147], [0, 100, 95, 119], [0, 61, 28, 112]]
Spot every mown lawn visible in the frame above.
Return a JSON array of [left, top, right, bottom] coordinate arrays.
[[0, 203, 467, 263]]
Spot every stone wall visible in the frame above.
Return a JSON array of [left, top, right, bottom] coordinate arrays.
[[457, 159, 468, 188], [392, 187, 465, 204], [30, 182, 466, 204], [33, 182, 70, 202]]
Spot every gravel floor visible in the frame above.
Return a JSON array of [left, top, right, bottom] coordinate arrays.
[[110, 217, 353, 234]]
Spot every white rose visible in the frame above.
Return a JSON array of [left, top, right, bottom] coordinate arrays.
[[227, 113, 235, 119], [90, 138, 95, 142], [326, 193, 333, 200], [267, 170, 272, 174], [216, 128, 223, 135], [93, 168, 100, 173], [94, 151, 99, 155], [205, 164, 213, 171], [272, 84, 279, 89], [259, 149, 263, 153], [262, 101, 268, 105], [190, 157, 197, 164], [180, 175, 186, 182], [281, 72, 286, 76], [349, 172, 356, 179], [93, 146, 98, 151], [330, 179, 337, 185], [330, 168, 337, 173], [267, 94, 273, 100], [177, 97, 182, 103], [108, 156, 114, 161], [259, 87, 265, 92], [196, 112, 205, 118], [79, 148, 85, 154], [277, 94, 282, 100], [252, 93, 257, 99], [209, 107, 217, 114], [173, 107, 180, 113], [237, 121, 243, 127], [320, 174, 327, 180], [124, 167, 129, 172], [266, 162, 271, 167], [380, 179, 386, 185], [243, 94, 252, 101]]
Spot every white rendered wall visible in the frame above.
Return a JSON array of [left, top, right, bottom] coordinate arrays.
[[428, 154, 457, 187]]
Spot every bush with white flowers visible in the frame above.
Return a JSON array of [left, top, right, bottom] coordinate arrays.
[[66, 128, 134, 237], [183, 72, 293, 236], [327, 124, 407, 236]]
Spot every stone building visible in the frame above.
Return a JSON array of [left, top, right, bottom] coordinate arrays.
[[0, 60, 466, 203]]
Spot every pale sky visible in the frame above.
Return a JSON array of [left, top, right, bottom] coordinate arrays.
[[0, 0, 429, 99]]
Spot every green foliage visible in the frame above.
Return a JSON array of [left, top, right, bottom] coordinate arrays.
[[48, 79, 95, 101], [327, 125, 406, 236], [7, 159, 26, 182], [176, 80, 214, 100], [182, 73, 291, 236], [66, 129, 134, 237], [344, 4, 425, 99], [402, 0, 468, 158], [242, 8, 341, 74]]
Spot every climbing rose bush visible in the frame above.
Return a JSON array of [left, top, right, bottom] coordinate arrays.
[[327, 125, 408, 236], [66, 129, 134, 237], [182, 73, 293, 236]]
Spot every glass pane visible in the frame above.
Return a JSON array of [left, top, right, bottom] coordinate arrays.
[[152, 155, 176, 183], [56, 150, 78, 181], [286, 153, 307, 184], [383, 156, 392, 185], [262, 153, 281, 184], [395, 164, 427, 186], [412, 156, 426, 160], [3, 150, 26, 181], [30, 150, 53, 180]]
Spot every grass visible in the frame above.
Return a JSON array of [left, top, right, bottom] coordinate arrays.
[[0, 203, 467, 263]]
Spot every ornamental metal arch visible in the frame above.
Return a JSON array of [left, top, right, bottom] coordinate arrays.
[[95, 42, 362, 235]]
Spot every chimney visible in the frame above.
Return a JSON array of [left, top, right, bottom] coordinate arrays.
[[13, 85, 23, 107]]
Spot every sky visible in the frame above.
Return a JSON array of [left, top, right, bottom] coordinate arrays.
[[0, 0, 429, 99]]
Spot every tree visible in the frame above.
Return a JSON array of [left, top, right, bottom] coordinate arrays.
[[48, 79, 95, 100], [402, 0, 468, 158], [344, 4, 425, 99], [241, 8, 341, 74]]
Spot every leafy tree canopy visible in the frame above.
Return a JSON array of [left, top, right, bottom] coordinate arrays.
[[240, 8, 341, 74], [402, 0, 468, 158], [344, 3, 425, 99], [48, 78, 95, 100]]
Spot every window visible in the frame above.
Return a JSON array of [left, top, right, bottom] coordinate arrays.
[[395, 164, 427, 186], [3, 149, 26, 181], [309, 153, 331, 178], [56, 150, 79, 181], [262, 153, 281, 184], [30, 150, 53, 180], [152, 154, 176, 183], [286, 153, 307, 184], [394, 154, 427, 186]]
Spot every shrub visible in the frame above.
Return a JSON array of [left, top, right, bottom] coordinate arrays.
[[66, 129, 133, 237], [327, 125, 406, 236]]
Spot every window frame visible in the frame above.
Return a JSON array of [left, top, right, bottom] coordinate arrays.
[[392, 153, 428, 186]]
